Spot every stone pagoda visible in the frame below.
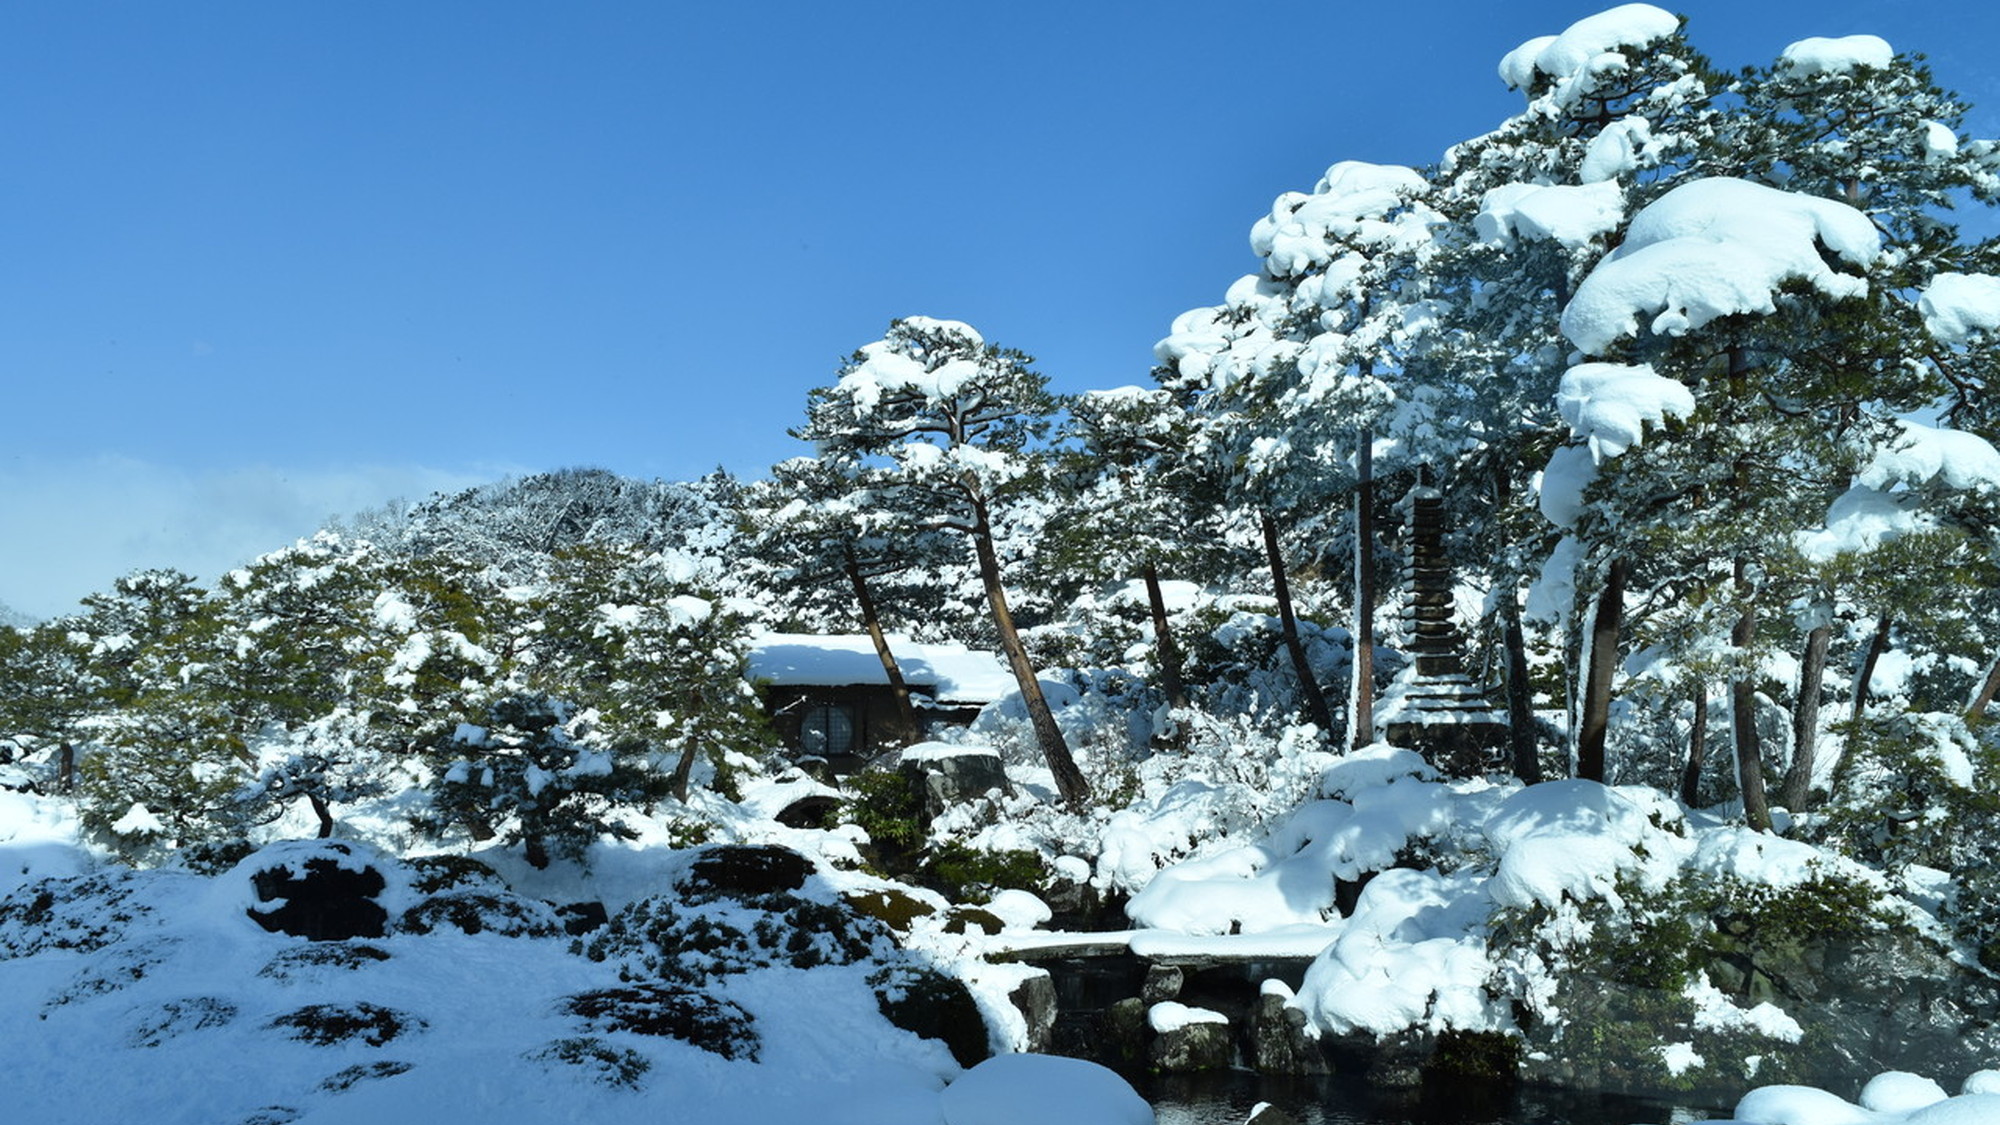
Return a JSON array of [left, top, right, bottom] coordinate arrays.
[[1378, 471, 1509, 776]]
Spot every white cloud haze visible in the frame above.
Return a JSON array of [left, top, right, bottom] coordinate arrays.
[[0, 457, 508, 621]]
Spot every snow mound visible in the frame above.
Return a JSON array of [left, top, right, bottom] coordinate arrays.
[[1779, 34, 1895, 76], [1919, 273, 2000, 345], [1562, 177, 1881, 355], [1555, 361, 1694, 461], [1794, 486, 1929, 563], [1478, 181, 1625, 248], [939, 1054, 1153, 1125], [1858, 420, 2000, 493], [1498, 4, 1681, 90]]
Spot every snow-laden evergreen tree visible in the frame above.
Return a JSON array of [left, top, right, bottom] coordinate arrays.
[[61, 570, 261, 860], [1042, 386, 1239, 720], [524, 543, 769, 806], [419, 692, 661, 869], [0, 620, 97, 790], [1156, 161, 1448, 745], [792, 317, 1091, 806]]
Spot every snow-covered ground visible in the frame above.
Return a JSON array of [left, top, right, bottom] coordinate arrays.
[[0, 784, 1148, 1125], [9, 729, 1997, 1125]]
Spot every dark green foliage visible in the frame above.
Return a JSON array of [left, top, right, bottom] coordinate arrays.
[[1424, 1029, 1521, 1085], [576, 878, 895, 986], [1498, 869, 1898, 1094], [267, 1003, 424, 1047], [397, 891, 563, 938], [405, 854, 506, 895], [842, 768, 925, 854], [0, 871, 153, 958], [926, 844, 1046, 901], [869, 964, 991, 1068], [526, 1037, 651, 1089], [563, 985, 759, 1060], [247, 845, 390, 941], [128, 997, 239, 1047], [256, 943, 391, 981], [317, 1061, 413, 1092]]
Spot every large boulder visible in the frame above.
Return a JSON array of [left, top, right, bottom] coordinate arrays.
[[238, 840, 395, 941], [1147, 1001, 1233, 1072], [900, 744, 1008, 819]]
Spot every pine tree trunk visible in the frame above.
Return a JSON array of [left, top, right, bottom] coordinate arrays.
[[1780, 622, 1831, 811], [1493, 462, 1538, 783], [1681, 685, 1707, 806], [307, 792, 335, 839], [845, 547, 920, 744], [1351, 434, 1377, 750], [1852, 615, 1892, 725], [1733, 558, 1772, 832], [1724, 347, 1771, 832], [972, 496, 1091, 807], [1966, 656, 2000, 721], [58, 743, 75, 793], [1261, 508, 1336, 735], [670, 737, 699, 804], [1502, 600, 1541, 784], [1577, 556, 1626, 783], [1142, 560, 1189, 713]]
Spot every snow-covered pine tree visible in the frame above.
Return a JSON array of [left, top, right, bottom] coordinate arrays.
[[792, 317, 1091, 806]]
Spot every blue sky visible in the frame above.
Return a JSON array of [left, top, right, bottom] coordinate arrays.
[[4, 0, 1999, 619]]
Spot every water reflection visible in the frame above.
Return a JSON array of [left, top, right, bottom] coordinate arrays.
[[1131, 1070, 1728, 1125]]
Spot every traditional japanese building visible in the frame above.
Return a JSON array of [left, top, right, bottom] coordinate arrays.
[[746, 633, 1012, 773]]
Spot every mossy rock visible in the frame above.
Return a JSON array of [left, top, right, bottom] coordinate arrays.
[[563, 985, 758, 1061], [267, 1003, 424, 1047], [941, 906, 1005, 936], [842, 888, 938, 933]]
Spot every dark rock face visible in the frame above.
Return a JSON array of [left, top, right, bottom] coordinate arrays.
[[872, 965, 992, 1068], [678, 844, 814, 898], [245, 842, 389, 941], [556, 901, 609, 936], [1099, 997, 1150, 1069], [900, 751, 1008, 819], [1249, 992, 1330, 1075], [1142, 964, 1185, 1005], [1008, 971, 1058, 1053]]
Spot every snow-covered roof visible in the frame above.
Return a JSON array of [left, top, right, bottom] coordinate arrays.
[[745, 633, 1014, 704]]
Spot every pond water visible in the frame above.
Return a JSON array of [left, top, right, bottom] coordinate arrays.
[[1129, 1070, 1725, 1125]]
